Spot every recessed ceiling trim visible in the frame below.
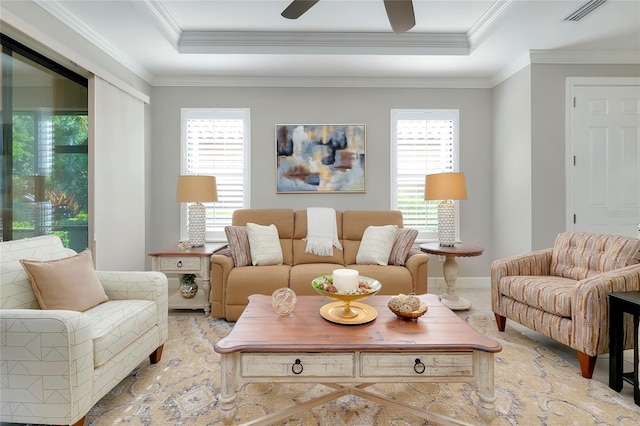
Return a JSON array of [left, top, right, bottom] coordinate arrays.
[[152, 75, 492, 89], [178, 31, 470, 55], [563, 0, 607, 22]]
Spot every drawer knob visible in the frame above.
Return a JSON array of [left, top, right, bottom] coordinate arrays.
[[414, 358, 425, 374], [177, 260, 183, 268], [291, 359, 304, 375]]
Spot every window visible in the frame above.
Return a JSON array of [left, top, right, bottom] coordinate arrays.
[[181, 108, 250, 241], [1, 34, 89, 251], [390, 109, 459, 241]]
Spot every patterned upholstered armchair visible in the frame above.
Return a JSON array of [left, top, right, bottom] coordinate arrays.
[[1, 235, 168, 426], [491, 232, 640, 378]]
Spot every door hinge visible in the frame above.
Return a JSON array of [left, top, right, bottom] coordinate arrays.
[[573, 155, 576, 166], [573, 214, 576, 224], [573, 96, 576, 108]]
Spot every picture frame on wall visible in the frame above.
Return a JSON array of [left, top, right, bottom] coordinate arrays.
[[276, 124, 366, 193]]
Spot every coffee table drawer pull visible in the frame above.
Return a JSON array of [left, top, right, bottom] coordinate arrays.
[[414, 358, 425, 374], [292, 359, 303, 375]]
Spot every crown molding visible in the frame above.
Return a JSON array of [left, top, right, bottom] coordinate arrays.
[[135, 0, 181, 48], [178, 31, 470, 55], [468, 0, 519, 51], [152, 75, 492, 89], [530, 49, 640, 64], [33, 0, 154, 83]]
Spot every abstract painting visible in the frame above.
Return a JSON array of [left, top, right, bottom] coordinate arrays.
[[276, 124, 365, 193]]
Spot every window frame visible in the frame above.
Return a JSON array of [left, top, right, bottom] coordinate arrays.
[[180, 108, 251, 242], [390, 109, 460, 242]]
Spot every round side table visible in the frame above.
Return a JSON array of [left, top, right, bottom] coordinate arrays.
[[419, 243, 484, 311]]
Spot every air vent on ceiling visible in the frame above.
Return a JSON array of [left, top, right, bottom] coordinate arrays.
[[564, 0, 607, 21]]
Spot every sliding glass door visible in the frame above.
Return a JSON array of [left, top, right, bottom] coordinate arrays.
[[1, 34, 89, 251]]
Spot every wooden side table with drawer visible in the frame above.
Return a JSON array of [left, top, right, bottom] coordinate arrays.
[[149, 243, 227, 315]]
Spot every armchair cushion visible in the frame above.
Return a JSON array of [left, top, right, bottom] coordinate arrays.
[[20, 249, 108, 311], [84, 299, 157, 367], [497, 275, 577, 317], [550, 232, 640, 280]]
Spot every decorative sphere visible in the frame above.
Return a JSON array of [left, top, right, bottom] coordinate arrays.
[[272, 288, 297, 316]]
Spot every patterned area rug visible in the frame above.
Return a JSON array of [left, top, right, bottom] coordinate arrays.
[[85, 314, 640, 425]]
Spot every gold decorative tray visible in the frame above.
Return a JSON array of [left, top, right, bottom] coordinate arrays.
[[319, 301, 378, 325]]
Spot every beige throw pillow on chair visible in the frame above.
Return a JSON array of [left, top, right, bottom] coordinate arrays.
[[20, 249, 109, 311]]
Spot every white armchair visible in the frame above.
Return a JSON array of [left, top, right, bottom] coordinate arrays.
[[1, 235, 168, 426]]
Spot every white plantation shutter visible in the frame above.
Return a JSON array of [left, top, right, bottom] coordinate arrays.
[[182, 109, 250, 241], [391, 110, 459, 240]]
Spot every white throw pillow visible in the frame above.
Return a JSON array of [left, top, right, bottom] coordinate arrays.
[[356, 225, 398, 266], [246, 222, 283, 266]]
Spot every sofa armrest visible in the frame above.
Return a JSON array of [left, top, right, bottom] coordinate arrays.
[[572, 263, 640, 356], [0, 309, 94, 424], [490, 248, 553, 312], [404, 251, 429, 294], [97, 271, 168, 343], [211, 254, 235, 318]]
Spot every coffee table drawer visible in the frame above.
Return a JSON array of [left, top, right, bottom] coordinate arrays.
[[241, 353, 355, 377], [360, 352, 473, 377]]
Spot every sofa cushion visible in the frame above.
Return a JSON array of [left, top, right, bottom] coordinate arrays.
[[20, 249, 109, 311], [356, 225, 398, 266], [497, 275, 577, 317], [225, 265, 291, 304], [247, 223, 284, 266], [342, 210, 404, 265], [551, 232, 640, 280], [83, 299, 157, 367], [1, 235, 73, 310], [289, 263, 345, 295], [225, 226, 252, 267], [388, 228, 418, 266], [346, 265, 414, 295], [232, 208, 294, 265]]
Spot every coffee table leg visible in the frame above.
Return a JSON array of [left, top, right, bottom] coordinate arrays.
[[218, 353, 238, 425], [475, 352, 497, 425], [440, 256, 472, 311]]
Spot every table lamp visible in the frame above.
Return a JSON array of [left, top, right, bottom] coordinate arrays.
[[424, 172, 467, 247], [176, 175, 218, 247]]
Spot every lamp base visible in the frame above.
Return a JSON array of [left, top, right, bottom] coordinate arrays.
[[437, 200, 456, 247], [188, 203, 206, 247]]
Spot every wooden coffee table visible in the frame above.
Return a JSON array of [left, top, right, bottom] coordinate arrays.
[[214, 294, 502, 425]]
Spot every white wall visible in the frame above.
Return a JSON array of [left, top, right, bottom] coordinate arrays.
[[530, 63, 640, 250], [149, 86, 494, 278], [492, 66, 532, 259]]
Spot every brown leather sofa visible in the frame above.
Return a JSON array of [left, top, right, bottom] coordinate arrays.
[[210, 209, 429, 320]]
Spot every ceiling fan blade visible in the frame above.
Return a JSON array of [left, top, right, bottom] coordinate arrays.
[[281, 0, 320, 19], [383, 0, 416, 34]]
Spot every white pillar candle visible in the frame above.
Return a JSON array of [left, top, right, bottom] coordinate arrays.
[[332, 268, 359, 293]]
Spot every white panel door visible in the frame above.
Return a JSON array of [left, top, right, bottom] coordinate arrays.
[[571, 84, 640, 237]]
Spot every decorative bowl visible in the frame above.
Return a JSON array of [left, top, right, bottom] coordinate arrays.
[[388, 305, 428, 320], [387, 294, 428, 320], [312, 275, 381, 319]]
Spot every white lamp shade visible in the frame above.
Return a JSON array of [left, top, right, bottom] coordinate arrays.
[[176, 175, 218, 203]]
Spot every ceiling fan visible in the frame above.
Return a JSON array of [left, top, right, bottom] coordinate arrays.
[[281, 0, 416, 34]]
